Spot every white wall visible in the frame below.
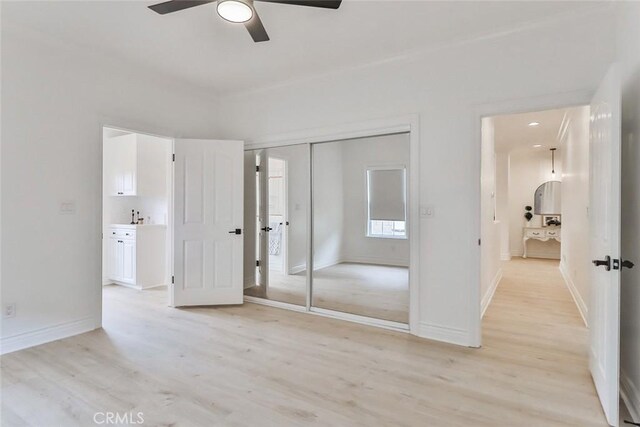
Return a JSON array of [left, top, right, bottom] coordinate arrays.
[[618, 2, 640, 421], [340, 133, 410, 267], [480, 118, 502, 315], [214, 8, 616, 344], [1, 25, 220, 352], [495, 153, 511, 261], [508, 149, 562, 259], [313, 141, 344, 270], [559, 106, 590, 324]]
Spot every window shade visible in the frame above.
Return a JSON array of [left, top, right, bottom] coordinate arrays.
[[368, 168, 406, 221]]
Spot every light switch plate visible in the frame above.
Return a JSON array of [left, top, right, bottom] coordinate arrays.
[[60, 200, 76, 215], [420, 205, 435, 218], [4, 303, 16, 318]]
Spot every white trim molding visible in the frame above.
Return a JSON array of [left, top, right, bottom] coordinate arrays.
[[559, 261, 588, 327], [1, 316, 99, 355], [341, 256, 409, 268], [481, 269, 503, 318], [418, 321, 471, 347], [621, 370, 640, 423]]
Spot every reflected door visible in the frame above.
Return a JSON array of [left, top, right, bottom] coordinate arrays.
[[243, 145, 309, 306]]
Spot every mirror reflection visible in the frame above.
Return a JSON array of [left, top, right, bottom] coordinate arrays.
[[534, 180, 562, 216], [243, 144, 309, 306], [311, 133, 410, 324]]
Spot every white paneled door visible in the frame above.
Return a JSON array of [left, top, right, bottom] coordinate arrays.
[[173, 139, 244, 307], [589, 65, 621, 427]]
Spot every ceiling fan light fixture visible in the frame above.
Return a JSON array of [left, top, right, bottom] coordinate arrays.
[[217, 0, 253, 23]]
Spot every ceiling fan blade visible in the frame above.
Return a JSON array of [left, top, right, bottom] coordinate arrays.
[[244, 11, 270, 43], [148, 0, 214, 15], [255, 0, 341, 9]]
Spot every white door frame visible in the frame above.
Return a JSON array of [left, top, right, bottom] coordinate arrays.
[[472, 89, 594, 347], [244, 114, 420, 334], [100, 124, 175, 307]]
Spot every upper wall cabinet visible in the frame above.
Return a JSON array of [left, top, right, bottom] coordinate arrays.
[[104, 133, 169, 197]]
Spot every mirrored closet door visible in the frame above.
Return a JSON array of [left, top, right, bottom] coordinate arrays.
[[311, 134, 410, 324], [243, 133, 410, 326], [243, 144, 310, 306]]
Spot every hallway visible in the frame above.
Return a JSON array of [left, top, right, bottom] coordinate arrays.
[[482, 257, 607, 424]]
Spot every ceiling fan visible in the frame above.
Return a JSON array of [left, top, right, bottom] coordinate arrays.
[[148, 0, 342, 43]]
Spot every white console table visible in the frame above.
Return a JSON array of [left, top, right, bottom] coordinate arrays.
[[522, 227, 561, 258]]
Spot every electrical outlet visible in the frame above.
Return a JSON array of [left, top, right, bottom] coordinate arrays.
[[4, 303, 16, 318]]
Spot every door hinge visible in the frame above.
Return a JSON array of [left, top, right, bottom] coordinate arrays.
[[171, 275, 174, 284], [172, 153, 175, 162], [478, 238, 481, 246], [256, 165, 260, 172], [256, 260, 260, 267]]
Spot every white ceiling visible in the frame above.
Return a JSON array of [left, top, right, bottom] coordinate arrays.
[[493, 107, 579, 154], [4, 1, 601, 94]]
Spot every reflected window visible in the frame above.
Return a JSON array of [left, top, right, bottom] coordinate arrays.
[[366, 167, 407, 239]]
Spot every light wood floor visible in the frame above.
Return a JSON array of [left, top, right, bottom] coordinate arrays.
[[244, 263, 409, 323], [1, 258, 611, 426]]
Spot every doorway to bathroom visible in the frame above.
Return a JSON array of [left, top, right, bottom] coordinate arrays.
[[101, 126, 173, 320]]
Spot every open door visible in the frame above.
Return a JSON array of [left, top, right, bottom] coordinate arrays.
[[173, 139, 244, 307], [589, 65, 622, 426]]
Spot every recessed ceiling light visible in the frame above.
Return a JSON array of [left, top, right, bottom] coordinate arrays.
[[533, 144, 542, 148], [217, 0, 253, 23], [528, 122, 540, 127]]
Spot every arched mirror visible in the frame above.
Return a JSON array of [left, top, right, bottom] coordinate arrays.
[[534, 181, 561, 215]]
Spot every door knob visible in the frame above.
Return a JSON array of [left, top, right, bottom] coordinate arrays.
[[228, 228, 242, 235], [621, 259, 635, 269], [592, 256, 611, 271]]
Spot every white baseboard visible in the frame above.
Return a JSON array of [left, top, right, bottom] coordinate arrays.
[[511, 250, 560, 260], [621, 370, 640, 422], [341, 256, 409, 268], [500, 253, 512, 261], [288, 259, 342, 274], [417, 321, 471, 347], [244, 276, 256, 289], [291, 257, 408, 274], [559, 261, 588, 327], [1, 316, 99, 355], [289, 264, 305, 274], [481, 269, 503, 318]]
